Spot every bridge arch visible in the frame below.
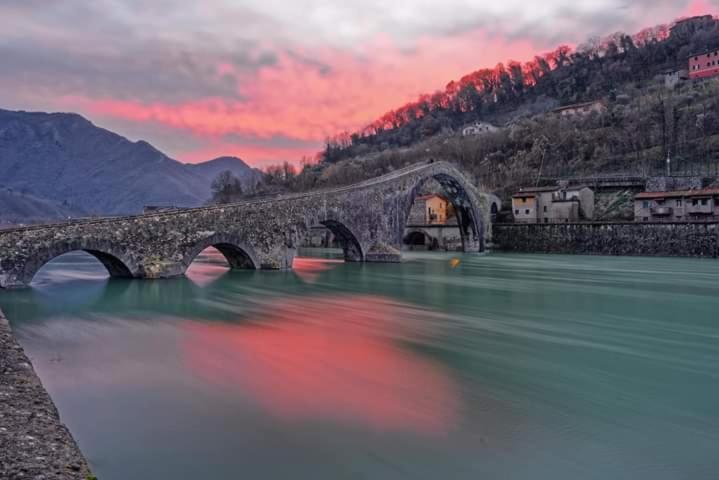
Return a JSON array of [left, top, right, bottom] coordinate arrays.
[[19, 238, 138, 287], [400, 166, 484, 253], [403, 229, 439, 251], [319, 219, 364, 262], [181, 233, 260, 272]]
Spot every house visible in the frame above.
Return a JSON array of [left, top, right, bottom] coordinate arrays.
[[512, 185, 595, 224], [664, 69, 689, 89], [461, 122, 498, 136], [407, 194, 456, 225], [552, 101, 606, 118], [634, 188, 719, 222], [689, 49, 719, 80]]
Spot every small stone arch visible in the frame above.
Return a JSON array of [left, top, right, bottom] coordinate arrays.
[[403, 229, 439, 251], [20, 238, 138, 286], [181, 232, 260, 272], [319, 219, 364, 262], [400, 166, 484, 253]]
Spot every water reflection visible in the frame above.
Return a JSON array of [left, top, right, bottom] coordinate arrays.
[[291, 256, 343, 283], [4, 251, 719, 479], [185, 247, 233, 286], [184, 295, 460, 435]]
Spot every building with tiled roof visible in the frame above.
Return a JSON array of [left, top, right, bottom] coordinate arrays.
[[634, 188, 719, 221]]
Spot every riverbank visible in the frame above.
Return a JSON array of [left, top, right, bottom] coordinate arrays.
[[0, 308, 93, 479]]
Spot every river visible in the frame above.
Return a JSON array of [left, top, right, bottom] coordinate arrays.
[[2, 250, 719, 479]]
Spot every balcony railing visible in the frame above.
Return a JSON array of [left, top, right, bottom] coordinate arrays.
[[687, 203, 714, 214], [651, 206, 673, 216]]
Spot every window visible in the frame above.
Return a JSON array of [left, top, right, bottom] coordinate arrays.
[[643, 201, 650, 208], [522, 198, 527, 203], [643, 217, 649, 222], [515, 209, 519, 215], [544, 218, 548, 224], [693, 199, 699, 206], [543, 206, 547, 213], [701, 199, 709, 206], [676, 199, 682, 207]]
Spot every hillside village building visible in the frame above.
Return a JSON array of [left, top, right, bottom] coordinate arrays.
[[512, 185, 595, 223], [634, 188, 719, 222], [552, 101, 606, 118], [664, 69, 689, 88], [461, 122, 499, 136], [689, 49, 719, 80]]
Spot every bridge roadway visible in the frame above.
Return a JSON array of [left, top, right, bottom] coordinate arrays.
[[0, 161, 489, 288]]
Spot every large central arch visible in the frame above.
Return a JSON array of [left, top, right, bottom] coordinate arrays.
[[399, 170, 484, 253]]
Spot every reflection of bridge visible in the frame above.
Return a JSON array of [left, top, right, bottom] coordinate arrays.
[[0, 162, 489, 288]]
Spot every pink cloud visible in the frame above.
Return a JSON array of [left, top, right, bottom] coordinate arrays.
[[72, 29, 544, 166], [684, 0, 719, 16]]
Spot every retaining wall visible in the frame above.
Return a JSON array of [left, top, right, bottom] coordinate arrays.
[[0, 308, 92, 479], [492, 222, 719, 257]]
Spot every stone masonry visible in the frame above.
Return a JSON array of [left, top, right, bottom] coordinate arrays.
[[0, 162, 489, 288], [0, 308, 93, 479], [493, 222, 719, 257]]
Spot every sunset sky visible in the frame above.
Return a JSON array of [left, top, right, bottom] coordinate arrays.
[[1, 0, 717, 167]]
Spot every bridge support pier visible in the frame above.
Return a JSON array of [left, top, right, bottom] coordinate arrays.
[[364, 243, 402, 263], [138, 261, 186, 280], [258, 247, 296, 270]]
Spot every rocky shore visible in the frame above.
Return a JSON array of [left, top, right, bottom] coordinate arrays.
[[0, 308, 93, 479]]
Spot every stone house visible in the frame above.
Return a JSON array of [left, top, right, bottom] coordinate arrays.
[[552, 101, 606, 118], [461, 122, 499, 136], [664, 69, 689, 89], [634, 188, 719, 222], [408, 194, 455, 225], [512, 185, 595, 223]]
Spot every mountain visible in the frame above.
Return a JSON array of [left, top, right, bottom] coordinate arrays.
[[323, 14, 719, 165], [0, 109, 259, 220], [0, 186, 87, 226], [279, 13, 719, 204], [186, 156, 263, 189]]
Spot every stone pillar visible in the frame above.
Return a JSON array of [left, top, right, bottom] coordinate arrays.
[[364, 242, 402, 263]]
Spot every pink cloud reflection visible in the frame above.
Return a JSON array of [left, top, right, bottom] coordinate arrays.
[[183, 295, 461, 436]]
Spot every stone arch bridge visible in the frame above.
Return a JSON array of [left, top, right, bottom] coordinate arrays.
[[0, 162, 490, 289]]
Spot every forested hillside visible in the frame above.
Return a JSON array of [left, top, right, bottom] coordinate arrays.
[[260, 14, 719, 200]]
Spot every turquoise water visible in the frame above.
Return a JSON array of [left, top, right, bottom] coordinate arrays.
[[2, 250, 719, 479]]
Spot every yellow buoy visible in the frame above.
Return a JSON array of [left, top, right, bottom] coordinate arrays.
[[450, 258, 461, 269]]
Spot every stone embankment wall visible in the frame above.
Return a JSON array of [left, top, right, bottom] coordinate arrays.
[[493, 222, 719, 257], [0, 308, 93, 479]]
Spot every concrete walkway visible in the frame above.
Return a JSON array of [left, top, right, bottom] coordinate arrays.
[[0, 308, 93, 479]]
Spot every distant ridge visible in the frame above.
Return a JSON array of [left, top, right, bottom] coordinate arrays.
[[0, 108, 260, 222]]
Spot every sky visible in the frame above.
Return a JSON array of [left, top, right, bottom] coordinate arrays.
[[1, 0, 717, 167]]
